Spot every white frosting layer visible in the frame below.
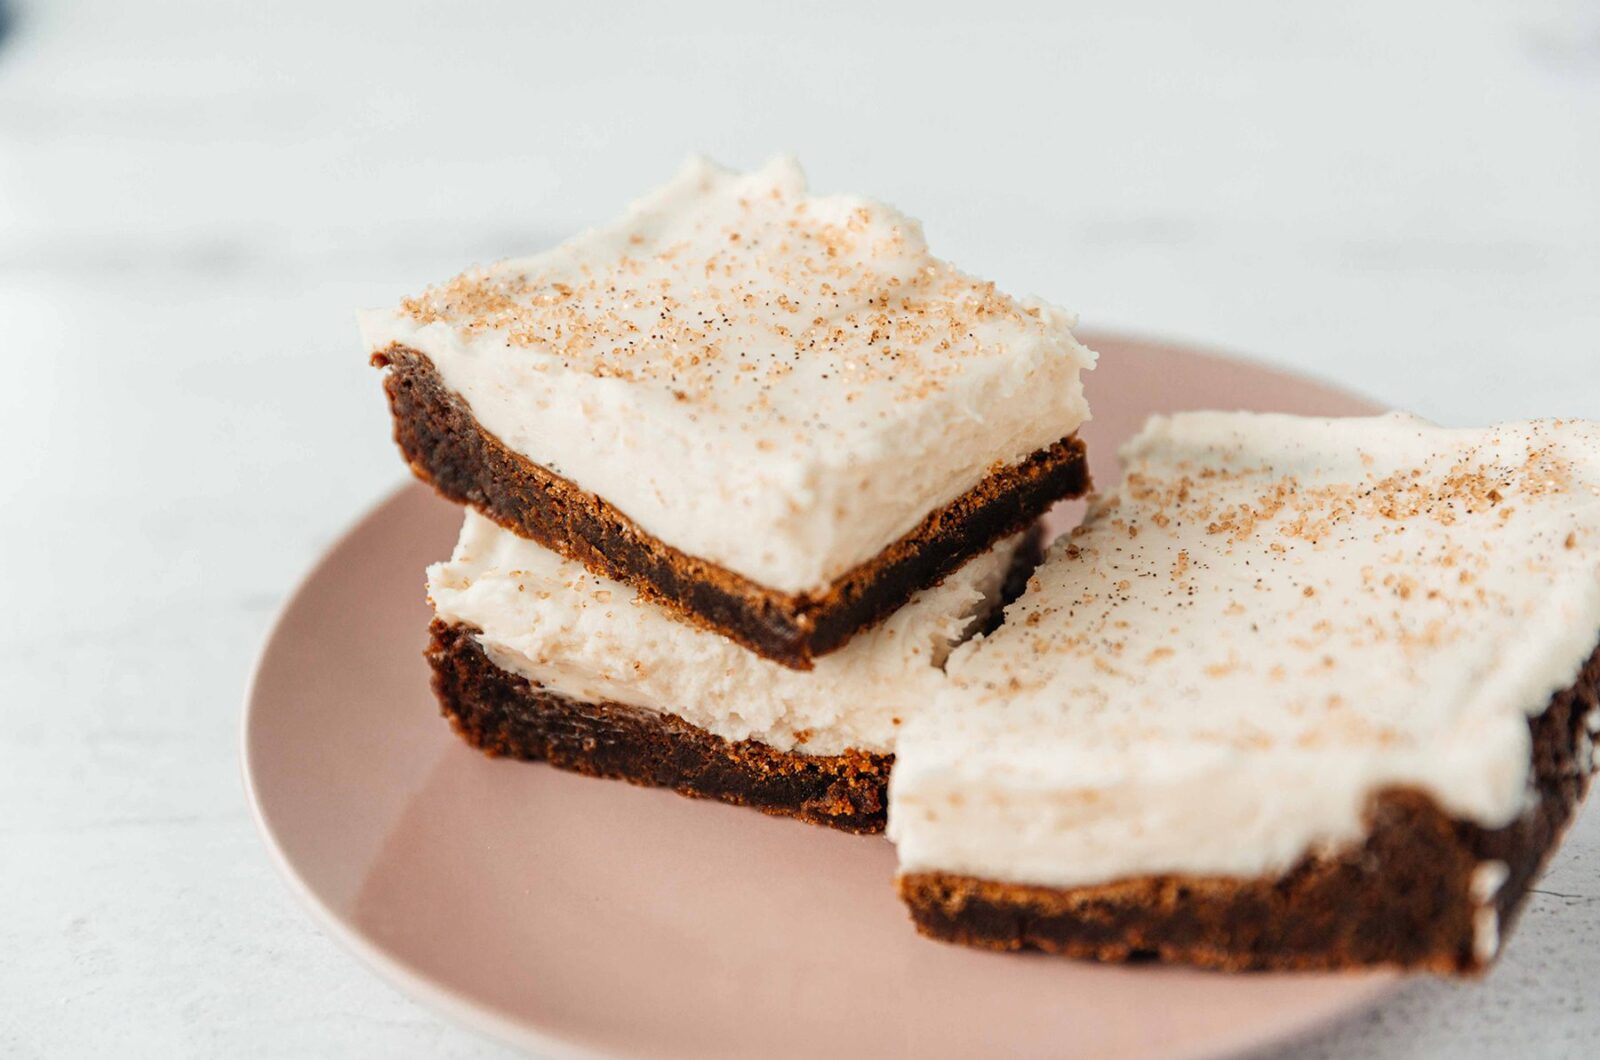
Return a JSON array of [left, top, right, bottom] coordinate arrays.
[[429, 510, 1019, 756], [363, 157, 1093, 593], [890, 412, 1600, 888]]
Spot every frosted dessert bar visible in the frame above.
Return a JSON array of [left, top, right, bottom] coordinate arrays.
[[890, 412, 1600, 972], [365, 158, 1093, 670], [425, 510, 1034, 832]]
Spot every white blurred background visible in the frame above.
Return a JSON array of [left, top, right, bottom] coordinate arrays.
[[2, 2, 1597, 1056]]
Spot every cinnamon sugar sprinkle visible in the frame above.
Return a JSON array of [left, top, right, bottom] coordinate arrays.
[[959, 415, 1600, 754], [399, 183, 1056, 419]]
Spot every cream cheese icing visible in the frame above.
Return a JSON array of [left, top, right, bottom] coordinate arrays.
[[889, 412, 1600, 889], [428, 510, 1022, 756], [362, 157, 1094, 593]]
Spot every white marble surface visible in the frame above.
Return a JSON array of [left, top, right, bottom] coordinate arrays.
[[2, 1, 1598, 1056]]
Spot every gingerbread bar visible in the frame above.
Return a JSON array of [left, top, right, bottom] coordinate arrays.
[[890, 412, 1600, 971], [364, 157, 1093, 669], [425, 510, 1035, 831]]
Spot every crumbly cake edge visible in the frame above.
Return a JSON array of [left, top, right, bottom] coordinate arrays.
[[427, 619, 893, 832]]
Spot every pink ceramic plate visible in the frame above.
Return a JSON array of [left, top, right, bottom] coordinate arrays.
[[245, 336, 1398, 1059]]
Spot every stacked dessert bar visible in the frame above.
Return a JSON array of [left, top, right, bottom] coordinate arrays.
[[361, 157, 1096, 832], [365, 158, 1600, 974]]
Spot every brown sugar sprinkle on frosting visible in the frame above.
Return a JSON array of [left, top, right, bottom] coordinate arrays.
[[396, 159, 1070, 430], [944, 412, 1600, 760]]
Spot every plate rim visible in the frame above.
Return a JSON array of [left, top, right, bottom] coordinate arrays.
[[241, 483, 611, 1060]]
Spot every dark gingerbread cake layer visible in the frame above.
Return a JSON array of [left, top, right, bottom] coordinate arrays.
[[899, 642, 1600, 973], [375, 344, 1089, 670], [427, 621, 893, 833]]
